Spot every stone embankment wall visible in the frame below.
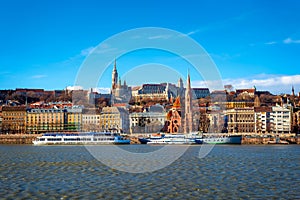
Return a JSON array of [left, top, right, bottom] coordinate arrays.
[[0, 134, 40, 144], [242, 136, 300, 144]]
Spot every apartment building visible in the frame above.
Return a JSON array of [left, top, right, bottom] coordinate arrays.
[[2, 106, 26, 134]]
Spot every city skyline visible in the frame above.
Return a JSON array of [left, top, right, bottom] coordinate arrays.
[[1, 0, 300, 94]]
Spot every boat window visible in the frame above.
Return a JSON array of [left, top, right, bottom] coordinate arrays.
[[47, 138, 62, 141]]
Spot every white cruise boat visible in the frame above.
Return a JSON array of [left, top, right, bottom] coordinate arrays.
[[140, 132, 242, 145], [195, 134, 242, 144], [32, 132, 130, 145], [146, 132, 201, 145]]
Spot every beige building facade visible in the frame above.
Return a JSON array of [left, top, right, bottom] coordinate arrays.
[[226, 108, 255, 133], [100, 107, 129, 133], [2, 106, 27, 134]]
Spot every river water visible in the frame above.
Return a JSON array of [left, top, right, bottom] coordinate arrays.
[[0, 144, 299, 199]]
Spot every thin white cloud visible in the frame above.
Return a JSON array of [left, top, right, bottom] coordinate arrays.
[[148, 35, 172, 40], [188, 11, 253, 35], [229, 75, 300, 87], [192, 74, 300, 94], [80, 46, 95, 56], [262, 37, 300, 46], [91, 43, 122, 55], [265, 41, 277, 45], [283, 37, 300, 44], [186, 30, 199, 36], [210, 53, 241, 61], [130, 35, 142, 39], [92, 87, 111, 94], [66, 86, 110, 93], [31, 74, 47, 79], [80, 44, 121, 57], [66, 86, 83, 91]]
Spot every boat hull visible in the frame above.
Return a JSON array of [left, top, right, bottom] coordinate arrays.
[[143, 133, 201, 145], [114, 136, 131, 144], [138, 133, 242, 145], [138, 138, 150, 144], [147, 140, 195, 145], [195, 135, 242, 144], [32, 141, 115, 145], [33, 132, 130, 145]]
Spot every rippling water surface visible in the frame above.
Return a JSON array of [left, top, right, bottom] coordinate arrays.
[[0, 144, 299, 199]]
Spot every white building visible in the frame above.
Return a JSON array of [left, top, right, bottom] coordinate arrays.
[[82, 108, 101, 132], [254, 107, 272, 134], [270, 105, 291, 133], [130, 104, 166, 134]]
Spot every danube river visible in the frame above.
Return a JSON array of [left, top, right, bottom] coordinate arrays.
[[0, 144, 299, 199]]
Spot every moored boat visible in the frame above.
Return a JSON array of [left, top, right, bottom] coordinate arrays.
[[195, 134, 242, 144], [32, 132, 130, 145], [114, 135, 131, 144], [138, 133, 164, 144], [138, 138, 151, 144], [139, 133, 242, 145], [140, 132, 202, 145]]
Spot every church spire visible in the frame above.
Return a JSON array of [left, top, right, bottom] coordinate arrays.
[[187, 70, 191, 88], [184, 70, 193, 133], [114, 58, 117, 71], [112, 59, 118, 90]]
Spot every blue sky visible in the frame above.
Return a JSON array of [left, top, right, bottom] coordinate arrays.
[[0, 0, 300, 94]]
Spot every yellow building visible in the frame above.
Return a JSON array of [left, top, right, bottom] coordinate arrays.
[[26, 108, 65, 134], [227, 102, 246, 109], [65, 107, 82, 131], [2, 106, 26, 134], [219, 101, 253, 109]]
